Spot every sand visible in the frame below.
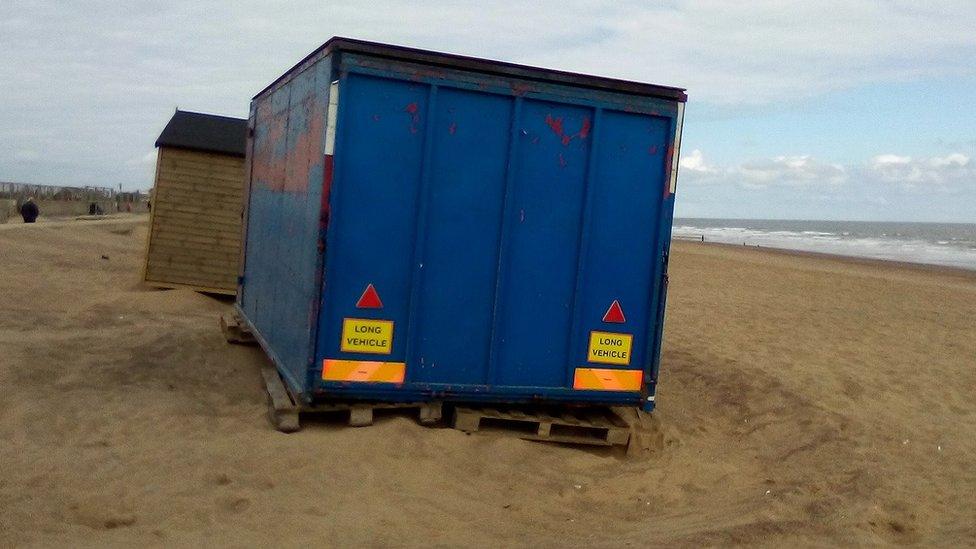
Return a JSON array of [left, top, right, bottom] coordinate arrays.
[[1, 216, 974, 547]]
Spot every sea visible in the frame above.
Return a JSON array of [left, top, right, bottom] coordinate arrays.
[[672, 218, 976, 271]]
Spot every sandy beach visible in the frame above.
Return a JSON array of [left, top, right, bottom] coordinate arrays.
[[1, 216, 974, 547]]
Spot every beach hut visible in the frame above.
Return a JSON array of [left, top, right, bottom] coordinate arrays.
[[143, 110, 247, 294]]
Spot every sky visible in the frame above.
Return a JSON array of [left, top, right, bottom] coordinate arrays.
[[1, 1, 974, 222]]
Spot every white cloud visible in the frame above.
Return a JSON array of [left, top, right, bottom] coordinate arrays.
[[675, 151, 976, 221], [679, 151, 847, 188], [736, 156, 847, 188], [678, 150, 974, 207], [678, 149, 717, 174], [868, 153, 973, 187]]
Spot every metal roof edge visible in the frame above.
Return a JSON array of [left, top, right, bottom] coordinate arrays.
[[153, 143, 246, 158], [253, 37, 687, 103]]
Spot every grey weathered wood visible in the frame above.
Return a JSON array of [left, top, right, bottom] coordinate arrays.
[[348, 406, 373, 427], [220, 314, 256, 345], [261, 368, 300, 433], [452, 408, 482, 432], [451, 405, 631, 447], [418, 402, 443, 425]]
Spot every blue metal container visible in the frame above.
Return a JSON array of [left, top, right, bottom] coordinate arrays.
[[239, 38, 686, 411]]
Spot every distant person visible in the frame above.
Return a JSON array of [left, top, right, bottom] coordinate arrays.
[[20, 197, 39, 223]]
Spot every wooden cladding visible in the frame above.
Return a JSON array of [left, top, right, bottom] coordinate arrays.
[[143, 147, 245, 293]]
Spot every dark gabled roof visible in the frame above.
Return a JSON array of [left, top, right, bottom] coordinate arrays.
[[255, 37, 688, 103], [155, 110, 247, 157]]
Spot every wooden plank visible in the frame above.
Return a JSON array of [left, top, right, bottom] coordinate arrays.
[[149, 244, 238, 267], [151, 211, 241, 230], [150, 238, 240, 256], [161, 151, 246, 171], [158, 170, 244, 188], [144, 279, 236, 294], [159, 197, 241, 215], [152, 215, 241, 234], [149, 235, 240, 253], [157, 176, 245, 196], [147, 256, 238, 272], [145, 270, 235, 290], [154, 187, 243, 208], [154, 202, 241, 222], [141, 148, 163, 283], [146, 263, 237, 283], [147, 253, 239, 272], [152, 223, 241, 242], [158, 172, 242, 188], [452, 408, 482, 432], [145, 271, 235, 291], [150, 232, 240, 248], [220, 314, 256, 345], [261, 367, 300, 433], [147, 255, 238, 272], [159, 159, 245, 177], [163, 147, 246, 165]]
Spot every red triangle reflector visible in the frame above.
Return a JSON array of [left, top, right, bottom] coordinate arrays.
[[602, 300, 626, 323], [356, 284, 383, 309]]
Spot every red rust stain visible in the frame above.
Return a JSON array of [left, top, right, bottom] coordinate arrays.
[[405, 102, 421, 134], [448, 122, 456, 135], [545, 114, 564, 138], [511, 82, 532, 96], [579, 117, 591, 139], [252, 85, 325, 195], [648, 145, 658, 155], [281, 92, 324, 193], [545, 113, 592, 146]]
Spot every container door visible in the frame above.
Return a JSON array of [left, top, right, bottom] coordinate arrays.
[[490, 100, 594, 388], [408, 88, 513, 385], [569, 110, 671, 394], [317, 73, 429, 385]]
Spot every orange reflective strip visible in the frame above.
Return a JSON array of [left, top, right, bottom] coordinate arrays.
[[322, 359, 406, 383], [573, 368, 642, 391]]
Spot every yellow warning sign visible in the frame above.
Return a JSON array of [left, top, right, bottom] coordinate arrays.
[[587, 331, 633, 365], [341, 318, 394, 355]]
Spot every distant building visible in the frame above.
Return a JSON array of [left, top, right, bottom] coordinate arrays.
[[143, 110, 247, 294]]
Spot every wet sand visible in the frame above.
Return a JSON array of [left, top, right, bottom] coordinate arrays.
[[1, 217, 974, 546]]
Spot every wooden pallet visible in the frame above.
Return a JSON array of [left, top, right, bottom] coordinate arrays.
[[261, 367, 442, 432], [452, 405, 631, 447], [303, 399, 443, 428], [220, 313, 256, 345]]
